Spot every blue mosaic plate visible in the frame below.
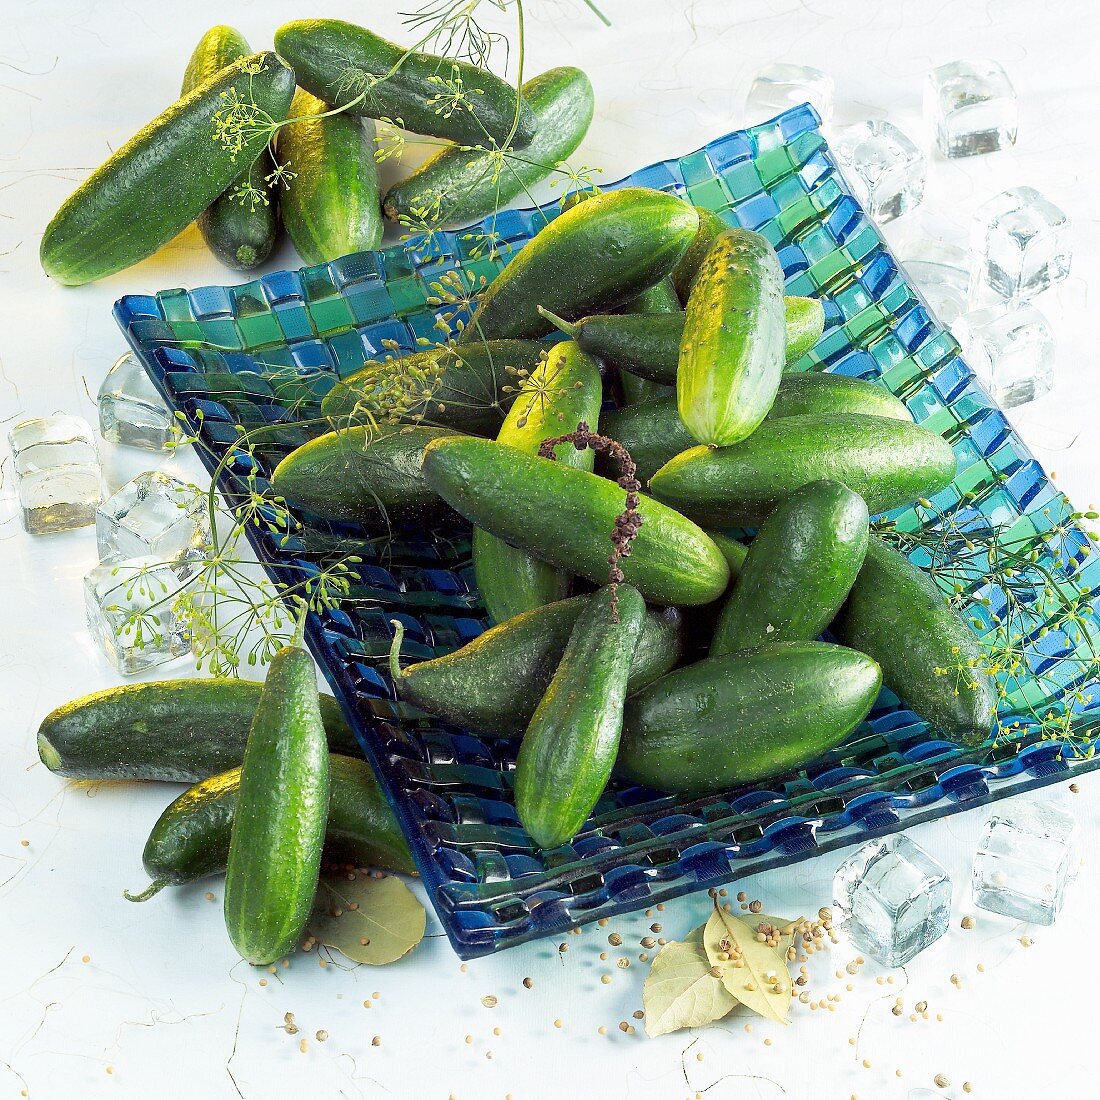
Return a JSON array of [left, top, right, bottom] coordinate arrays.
[[115, 105, 1100, 958]]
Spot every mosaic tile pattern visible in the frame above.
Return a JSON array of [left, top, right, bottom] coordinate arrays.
[[115, 105, 1100, 958]]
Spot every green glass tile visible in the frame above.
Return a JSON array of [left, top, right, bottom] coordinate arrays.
[[776, 194, 818, 237], [806, 249, 850, 291], [719, 159, 761, 199], [844, 225, 879, 264], [881, 282, 914, 314], [770, 174, 804, 209], [833, 280, 873, 315], [679, 150, 714, 187], [233, 282, 269, 316], [303, 267, 339, 302], [756, 218, 784, 248], [460, 256, 500, 288], [808, 177, 843, 211], [237, 311, 285, 348], [387, 276, 428, 316], [199, 318, 243, 349], [755, 145, 794, 187], [843, 302, 890, 343], [168, 319, 205, 343], [160, 289, 195, 323], [784, 271, 816, 298], [869, 335, 908, 370], [308, 295, 356, 332], [955, 459, 995, 498], [685, 177, 729, 211], [915, 331, 960, 369]]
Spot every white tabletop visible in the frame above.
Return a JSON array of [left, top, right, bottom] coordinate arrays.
[[2, 2, 1098, 1097]]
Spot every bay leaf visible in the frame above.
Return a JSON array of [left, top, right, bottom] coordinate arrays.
[[309, 873, 426, 965], [703, 906, 793, 1026], [642, 939, 739, 1038]]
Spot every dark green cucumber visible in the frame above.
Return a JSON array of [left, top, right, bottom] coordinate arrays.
[[834, 536, 997, 745], [36, 679, 358, 783], [422, 435, 729, 605], [670, 205, 725, 300], [272, 425, 459, 525], [461, 188, 699, 341], [707, 531, 749, 575], [224, 628, 329, 965], [321, 340, 545, 436], [678, 228, 785, 446], [125, 755, 414, 901], [545, 298, 825, 385], [648, 413, 957, 527], [273, 19, 535, 148], [473, 341, 603, 622], [182, 27, 280, 271], [277, 89, 383, 265], [384, 66, 593, 226], [617, 642, 882, 795], [516, 585, 645, 848], [602, 374, 912, 483], [617, 277, 678, 404], [41, 53, 294, 285], [710, 480, 868, 655], [390, 596, 683, 736]]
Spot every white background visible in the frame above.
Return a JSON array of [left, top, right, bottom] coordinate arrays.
[[1, 2, 1098, 1098]]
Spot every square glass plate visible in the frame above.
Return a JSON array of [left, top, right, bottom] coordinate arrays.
[[115, 105, 1100, 958]]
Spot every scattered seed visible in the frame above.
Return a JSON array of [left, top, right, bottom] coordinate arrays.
[[204, 891, 215, 901], [316, 1030, 328, 1042], [598, 1026, 607, 1035], [372, 1036, 381, 1047], [963, 1083, 974, 1093], [935, 1074, 950, 1088], [650, 923, 662, 933], [862, 1059, 871, 1069], [465, 1035, 473, 1045], [299, 1039, 308, 1054], [749, 900, 762, 914], [961, 915, 975, 929], [523, 977, 534, 989], [608, 933, 622, 946], [641, 936, 656, 949], [618, 1021, 630, 1033], [1070, 783, 1080, 793], [1020, 936, 1033, 948], [616, 958, 630, 970], [460, 963, 468, 973], [553, 1019, 563, 1029], [363, 1000, 372, 1008], [82, 955, 90, 964], [601, 974, 612, 985]]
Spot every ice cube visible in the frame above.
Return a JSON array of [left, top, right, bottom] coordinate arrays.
[[833, 120, 925, 223], [972, 186, 1070, 300], [745, 63, 834, 127], [833, 834, 951, 967], [972, 801, 1078, 925], [899, 238, 972, 325], [7, 414, 104, 534], [953, 303, 1054, 408], [97, 352, 176, 451], [84, 556, 193, 675], [96, 471, 210, 569], [925, 60, 1017, 158]]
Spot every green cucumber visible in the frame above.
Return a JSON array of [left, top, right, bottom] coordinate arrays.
[[602, 374, 912, 483], [41, 53, 294, 285], [422, 435, 730, 605], [544, 297, 825, 385], [126, 755, 414, 901], [648, 413, 956, 526], [710, 480, 868, 655], [224, 627, 329, 965], [277, 89, 383, 265], [473, 341, 603, 622], [707, 531, 749, 575], [182, 27, 280, 271], [618, 277, 678, 404], [462, 188, 700, 341], [36, 679, 359, 783], [834, 536, 997, 745], [390, 596, 684, 736], [384, 66, 593, 226], [273, 19, 536, 148], [678, 228, 786, 446], [670, 205, 725, 300], [616, 642, 882, 795], [272, 425, 459, 525], [321, 340, 546, 436], [516, 585, 645, 848]]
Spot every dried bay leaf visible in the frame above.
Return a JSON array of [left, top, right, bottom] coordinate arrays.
[[642, 939, 738, 1038], [703, 906, 793, 1025], [309, 873, 426, 965]]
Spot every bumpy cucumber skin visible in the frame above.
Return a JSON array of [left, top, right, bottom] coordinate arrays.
[[272, 425, 459, 525], [321, 340, 545, 436], [182, 27, 279, 271], [678, 228, 786, 447], [835, 536, 997, 745], [41, 53, 294, 285], [516, 586, 645, 849], [462, 188, 700, 341], [603, 374, 913, 484], [278, 89, 383, 266], [670, 205, 725, 300], [473, 341, 603, 623], [224, 641, 330, 965], [784, 296, 826, 364], [617, 642, 882, 795], [36, 679, 359, 782], [648, 413, 957, 527], [710, 480, 868, 655], [395, 596, 683, 736], [134, 755, 414, 895], [422, 435, 729, 605], [273, 19, 535, 147], [384, 67, 593, 226]]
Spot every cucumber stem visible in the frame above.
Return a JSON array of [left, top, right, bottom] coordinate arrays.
[[388, 619, 406, 685], [291, 599, 308, 649], [123, 879, 168, 903], [537, 306, 579, 339]]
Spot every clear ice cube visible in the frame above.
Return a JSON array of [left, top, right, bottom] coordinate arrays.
[[833, 834, 952, 967], [972, 186, 1070, 299], [745, 63, 834, 127], [953, 303, 1054, 408], [96, 471, 210, 569], [833, 120, 925, 223], [972, 801, 1078, 925], [97, 352, 176, 451], [84, 556, 193, 675], [7, 414, 104, 534], [899, 238, 972, 325], [925, 60, 1017, 158]]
